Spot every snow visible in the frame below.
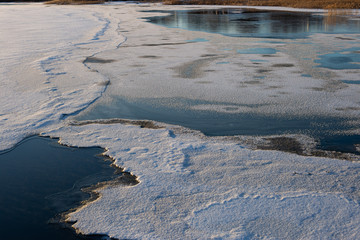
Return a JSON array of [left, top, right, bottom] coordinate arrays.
[[0, 3, 124, 150], [47, 122, 360, 239], [1, 3, 360, 240], [76, 7, 360, 119]]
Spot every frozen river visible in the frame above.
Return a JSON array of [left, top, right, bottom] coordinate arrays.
[[1, 3, 360, 239]]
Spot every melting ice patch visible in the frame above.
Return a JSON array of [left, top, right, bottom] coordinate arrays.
[[187, 38, 209, 42], [237, 47, 277, 54], [342, 80, 360, 84], [315, 47, 360, 69]]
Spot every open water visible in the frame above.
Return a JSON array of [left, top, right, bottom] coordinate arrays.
[[0, 136, 119, 240]]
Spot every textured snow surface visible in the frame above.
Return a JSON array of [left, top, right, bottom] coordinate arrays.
[[48, 122, 360, 239], [1, 3, 360, 239]]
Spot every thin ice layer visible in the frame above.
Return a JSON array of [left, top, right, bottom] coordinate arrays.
[[76, 4, 360, 120]]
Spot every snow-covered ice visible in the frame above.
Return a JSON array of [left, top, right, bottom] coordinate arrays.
[[0, 3, 124, 150], [76, 6, 360, 120], [47, 121, 360, 239], [1, 3, 360, 239]]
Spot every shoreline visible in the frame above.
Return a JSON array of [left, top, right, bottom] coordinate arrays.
[[42, 0, 360, 10]]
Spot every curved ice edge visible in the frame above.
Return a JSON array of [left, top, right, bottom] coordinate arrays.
[[46, 7, 127, 123], [44, 135, 139, 240], [60, 178, 137, 240], [61, 168, 138, 240], [67, 118, 360, 161], [60, 35, 128, 122], [0, 134, 40, 156], [58, 175, 138, 240], [0, 134, 137, 240]]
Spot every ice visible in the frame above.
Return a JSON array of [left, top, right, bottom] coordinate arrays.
[[0, 3, 124, 150], [1, 3, 360, 239], [77, 7, 360, 120], [46, 122, 360, 239]]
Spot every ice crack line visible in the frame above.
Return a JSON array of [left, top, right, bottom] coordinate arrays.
[[61, 15, 128, 121], [34, 9, 129, 122], [91, 13, 111, 41]]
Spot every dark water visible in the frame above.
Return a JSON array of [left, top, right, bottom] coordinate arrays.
[[76, 97, 360, 155], [143, 8, 360, 39], [0, 136, 119, 240]]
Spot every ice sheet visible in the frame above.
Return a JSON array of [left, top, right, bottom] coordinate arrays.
[[0, 3, 124, 150], [46, 121, 360, 239], [1, 3, 360, 240], [77, 5, 360, 119]]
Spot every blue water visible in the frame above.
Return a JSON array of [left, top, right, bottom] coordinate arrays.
[[143, 8, 360, 39], [342, 80, 360, 84], [301, 74, 312, 77], [237, 48, 277, 54], [0, 136, 120, 240], [186, 38, 209, 42], [251, 59, 269, 63]]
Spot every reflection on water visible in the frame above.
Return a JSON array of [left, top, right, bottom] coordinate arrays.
[[144, 8, 360, 39]]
